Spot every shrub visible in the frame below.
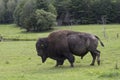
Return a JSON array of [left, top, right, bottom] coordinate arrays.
[[14, 0, 56, 32], [23, 9, 56, 32]]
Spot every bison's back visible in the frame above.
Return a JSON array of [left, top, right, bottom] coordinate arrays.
[[47, 30, 98, 56], [48, 30, 78, 49]]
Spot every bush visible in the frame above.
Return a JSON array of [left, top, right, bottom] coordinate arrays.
[[14, 0, 56, 32], [24, 9, 56, 32]]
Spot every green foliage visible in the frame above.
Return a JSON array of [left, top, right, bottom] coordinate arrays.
[[0, 0, 5, 23], [14, 0, 56, 32], [90, 0, 113, 23], [23, 9, 56, 32], [0, 0, 120, 25], [48, 4, 57, 15], [54, 0, 71, 25], [56, 0, 120, 25], [13, 0, 27, 26], [36, 0, 49, 11], [35, 9, 56, 31], [70, 0, 92, 24], [0, 0, 17, 24]]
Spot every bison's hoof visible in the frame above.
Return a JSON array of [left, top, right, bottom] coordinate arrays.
[[70, 64, 74, 67], [97, 61, 100, 66], [90, 64, 94, 66], [55, 65, 59, 67]]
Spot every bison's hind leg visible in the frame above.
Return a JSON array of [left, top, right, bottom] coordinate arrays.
[[90, 50, 100, 66], [96, 50, 100, 65], [90, 51, 96, 66]]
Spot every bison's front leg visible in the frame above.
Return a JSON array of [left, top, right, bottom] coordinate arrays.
[[65, 53, 75, 67], [55, 60, 64, 67]]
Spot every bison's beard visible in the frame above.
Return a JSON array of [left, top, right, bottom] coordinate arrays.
[[41, 55, 47, 63]]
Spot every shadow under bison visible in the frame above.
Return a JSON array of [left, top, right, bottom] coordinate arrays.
[[36, 30, 104, 67]]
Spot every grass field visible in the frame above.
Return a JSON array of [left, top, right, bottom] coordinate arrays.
[[0, 24, 120, 80]]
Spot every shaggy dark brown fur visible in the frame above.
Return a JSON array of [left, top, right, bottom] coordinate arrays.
[[36, 30, 104, 67]]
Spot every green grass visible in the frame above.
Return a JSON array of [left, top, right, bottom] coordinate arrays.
[[0, 24, 49, 40], [0, 24, 120, 80]]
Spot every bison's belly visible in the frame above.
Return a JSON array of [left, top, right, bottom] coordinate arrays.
[[71, 47, 88, 57], [48, 52, 66, 61], [68, 40, 88, 56], [68, 34, 89, 56]]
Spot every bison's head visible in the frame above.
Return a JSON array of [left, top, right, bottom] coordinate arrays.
[[36, 38, 48, 63]]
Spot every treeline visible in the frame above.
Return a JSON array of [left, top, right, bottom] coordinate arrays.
[[56, 0, 120, 25], [0, 0, 120, 32], [0, 0, 17, 23]]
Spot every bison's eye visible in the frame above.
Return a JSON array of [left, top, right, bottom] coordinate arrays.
[[41, 44, 44, 47]]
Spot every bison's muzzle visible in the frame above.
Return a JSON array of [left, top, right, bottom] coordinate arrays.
[[41, 55, 47, 63]]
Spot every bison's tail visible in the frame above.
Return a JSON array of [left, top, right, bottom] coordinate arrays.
[[95, 36, 104, 47]]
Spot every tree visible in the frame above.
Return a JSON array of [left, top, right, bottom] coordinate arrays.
[[54, 0, 71, 25], [14, 0, 27, 26], [91, 0, 113, 23], [0, 0, 5, 23], [35, 9, 56, 31], [0, 0, 17, 23], [70, 0, 92, 24], [1, 0, 120, 25], [109, 0, 120, 23], [23, 9, 56, 32], [21, 0, 36, 27], [7, 0, 16, 23], [36, 0, 56, 15], [14, 0, 56, 32], [36, 0, 49, 11]]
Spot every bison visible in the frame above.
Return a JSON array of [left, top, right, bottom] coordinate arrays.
[[36, 30, 104, 67]]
